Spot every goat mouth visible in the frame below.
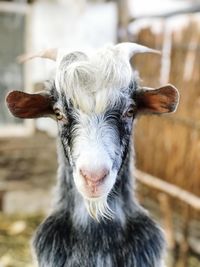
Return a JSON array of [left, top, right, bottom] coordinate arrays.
[[83, 179, 106, 198], [85, 177, 106, 194]]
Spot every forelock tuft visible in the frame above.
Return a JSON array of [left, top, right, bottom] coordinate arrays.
[[55, 45, 135, 113]]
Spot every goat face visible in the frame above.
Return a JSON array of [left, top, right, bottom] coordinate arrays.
[[6, 43, 179, 220], [55, 82, 137, 219]]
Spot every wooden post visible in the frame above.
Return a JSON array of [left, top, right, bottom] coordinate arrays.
[[116, 0, 130, 42], [0, 189, 6, 211], [176, 205, 190, 267], [158, 193, 176, 267]]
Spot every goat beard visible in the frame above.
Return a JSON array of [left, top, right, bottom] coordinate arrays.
[[84, 196, 114, 222]]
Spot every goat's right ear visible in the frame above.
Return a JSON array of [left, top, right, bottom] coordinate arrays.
[[6, 91, 54, 119]]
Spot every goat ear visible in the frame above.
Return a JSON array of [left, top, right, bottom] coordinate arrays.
[[6, 91, 54, 119], [136, 84, 179, 114]]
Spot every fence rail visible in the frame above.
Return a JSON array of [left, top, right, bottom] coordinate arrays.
[[135, 169, 200, 210], [135, 169, 200, 267]]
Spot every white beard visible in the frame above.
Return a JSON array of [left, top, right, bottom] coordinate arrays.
[[84, 196, 114, 221]]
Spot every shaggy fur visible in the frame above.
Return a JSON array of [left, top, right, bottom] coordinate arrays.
[[33, 82, 165, 267], [34, 149, 165, 267], [6, 43, 178, 267], [32, 45, 167, 266], [55, 46, 135, 113]]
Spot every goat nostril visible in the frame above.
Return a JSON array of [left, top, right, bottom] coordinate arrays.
[[102, 170, 109, 179]]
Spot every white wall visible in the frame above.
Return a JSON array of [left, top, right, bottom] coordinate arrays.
[[27, 0, 117, 135], [128, 0, 191, 18], [29, 0, 117, 83]]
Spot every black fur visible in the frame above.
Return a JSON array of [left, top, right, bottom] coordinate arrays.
[[33, 149, 165, 267], [33, 81, 165, 267], [34, 209, 164, 267]]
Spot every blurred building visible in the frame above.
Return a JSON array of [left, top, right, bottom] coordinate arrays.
[[0, 0, 117, 136]]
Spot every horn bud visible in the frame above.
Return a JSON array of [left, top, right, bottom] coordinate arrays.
[[116, 42, 161, 59], [17, 48, 58, 63]]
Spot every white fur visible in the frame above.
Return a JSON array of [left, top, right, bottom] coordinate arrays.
[[84, 197, 114, 221], [159, 259, 166, 267], [96, 253, 112, 267], [71, 112, 121, 220], [72, 191, 90, 228], [55, 44, 133, 113], [72, 188, 126, 226], [54, 43, 158, 114], [54, 43, 150, 220]]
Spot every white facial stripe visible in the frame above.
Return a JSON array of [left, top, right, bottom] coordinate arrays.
[[55, 45, 139, 221], [71, 113, 120, 161], [69, 113, 122, 220]]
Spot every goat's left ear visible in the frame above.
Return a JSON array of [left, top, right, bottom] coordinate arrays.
[[135, 84, 179, 114], [6, 90, 54, 119]]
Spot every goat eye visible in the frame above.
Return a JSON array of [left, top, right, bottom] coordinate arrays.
[[125, 105, 135, 118], [54, 109, 63, 120]]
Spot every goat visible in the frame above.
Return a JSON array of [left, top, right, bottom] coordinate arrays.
[[6, 43, 179, 267]]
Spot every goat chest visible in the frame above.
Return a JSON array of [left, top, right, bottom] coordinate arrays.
[[33, 210, 165, 267]]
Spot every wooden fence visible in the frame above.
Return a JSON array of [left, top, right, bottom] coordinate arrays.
[[129, 14, 200, 197], [126, 12, 200, 267]]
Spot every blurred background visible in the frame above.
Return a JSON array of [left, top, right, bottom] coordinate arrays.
[[0, 0, 200, 266]]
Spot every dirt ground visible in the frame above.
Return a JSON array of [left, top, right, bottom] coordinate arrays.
[[0, 213, 43, 267], [0, 132, 56, 266]]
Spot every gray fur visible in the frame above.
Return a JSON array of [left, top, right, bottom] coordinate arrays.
[[32, 45, 166, 266]]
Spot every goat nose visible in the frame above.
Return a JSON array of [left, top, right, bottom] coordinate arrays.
[[80, 167, 109, 183]]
